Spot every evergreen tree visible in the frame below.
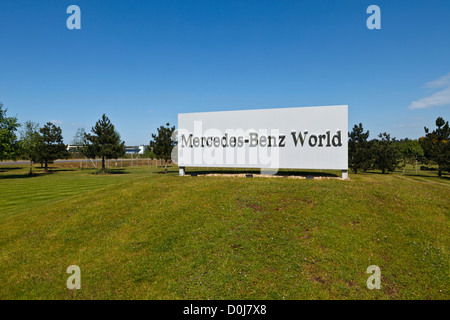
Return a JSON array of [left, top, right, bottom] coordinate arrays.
[[348, 123, 372, 173], [83, 114, 126, 173], [420, 117, 450, 177], [149, 123, 176, 173], [0, 102, 20, 161], [372, 132, 401, 174], [19, 121, 42, 175], [39, 122, 69, 172]]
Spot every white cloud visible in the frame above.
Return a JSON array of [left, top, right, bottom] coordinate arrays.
[[424, 72, 450, 88], [50, 120, 64, 124], [409, 73, 450, 109]]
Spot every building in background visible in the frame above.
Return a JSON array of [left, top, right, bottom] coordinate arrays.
[[66, 145, 82, 152], [67, 145, 145, 155], [125, 145, 145, 155]]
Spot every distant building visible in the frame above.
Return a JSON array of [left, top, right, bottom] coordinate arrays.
[[125, 145, 145, 155], [66, 144, 82, 152], [68, 144, 145, 155]]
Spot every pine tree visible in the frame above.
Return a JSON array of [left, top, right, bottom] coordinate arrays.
[[0, 102, 20, 161], [83, 114, 126, 173], [149, 123, 176, 173], [348, 123, 372, 173], [420, 117, 450, 177], [39, 122, 69, 172], [372, 132, 401, 174]]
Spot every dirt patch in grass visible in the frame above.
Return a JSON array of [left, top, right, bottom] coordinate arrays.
[[236, 197, 265, 212]]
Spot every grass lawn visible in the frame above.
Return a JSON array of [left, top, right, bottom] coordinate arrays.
[[0, 164, 448, 299]]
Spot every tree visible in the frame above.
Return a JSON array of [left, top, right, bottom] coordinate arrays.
[[372, 132, 401, 174], [19, 121, 42, 175], [70, 128, 86, 157], [83, 114, 126, 173], [39, 122, 69, 172], [0, 102, 20, 161], [143, 145, 156, 159], [72, 128, 86, 145], [420, 117, 450, 177], [348, 123, 372, 173], [398, 139, 424, 173], [149, 123, 176, 173]]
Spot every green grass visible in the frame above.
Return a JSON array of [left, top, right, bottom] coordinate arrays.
[[0, 166, 147, 218], [0, 164, 448, 299]]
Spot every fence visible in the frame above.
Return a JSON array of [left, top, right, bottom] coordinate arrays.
[[77, 158, 167, 169]]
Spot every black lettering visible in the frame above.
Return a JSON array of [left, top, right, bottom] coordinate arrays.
[[332, 131, 342, 147], [181, 134, 193, 148], [318, 134, 326, 147], [268, 135, 276, 147], [291, 131, 308, 146], [279, 135, 286, 147], [260, 135, 267, 147], [222, 133, 228, 147], [193, 137, 200, 147], [214, 137, 220, 147], [230, 136, 236, 147], [237, 136, 244, 147], [249, 133, 258, 147], [309, 134, 318, 147]]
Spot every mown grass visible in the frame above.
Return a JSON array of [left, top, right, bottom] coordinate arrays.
[[0, 164, 448, 299], [0, 165, 146, 218]]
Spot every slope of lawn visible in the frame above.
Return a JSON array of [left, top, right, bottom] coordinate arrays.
[[0, 164, 448, 299], [0, 165, 150, 218]]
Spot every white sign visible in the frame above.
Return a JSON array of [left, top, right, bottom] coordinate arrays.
[[177, 105, 348, 176]]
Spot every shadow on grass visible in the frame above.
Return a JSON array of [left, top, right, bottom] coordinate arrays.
[[156, 170, 179, 175], [351, 170, 450, 182], [91, 168, 129, 175], [0, 173, 43, 180], [402, 173, 450, 181], [0, 166, 23, 172], [363, 171, 395, 175], [152, 166, 179, 175], [42, 168, 76, 173], [0, 167, 77, 179], [184, 168, 339, 178]]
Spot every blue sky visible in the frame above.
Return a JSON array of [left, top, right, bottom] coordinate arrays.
[[1, 0, 449, 145]]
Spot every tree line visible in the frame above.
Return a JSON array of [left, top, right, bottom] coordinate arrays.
[[349, 117, 450, 176], [1, 101, 448, 176], [0, 102, 176, 174]]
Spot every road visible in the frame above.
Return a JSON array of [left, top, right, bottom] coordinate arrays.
[[0, 159, 86, 165], [0, 159, 143, 166]]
